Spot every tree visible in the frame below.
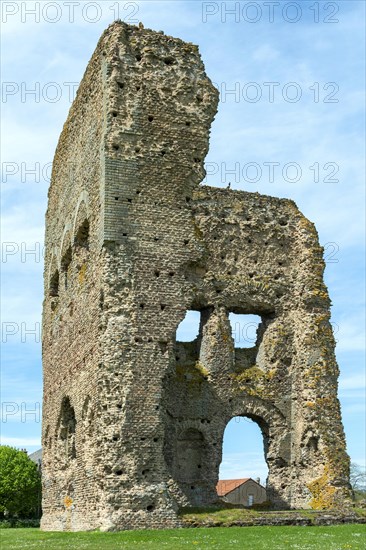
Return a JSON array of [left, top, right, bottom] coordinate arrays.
[[0, 446, 41, 518], [350, 462, 366, 501]]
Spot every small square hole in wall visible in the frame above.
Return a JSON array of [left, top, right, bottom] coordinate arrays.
[[228, 313, 261, 348]]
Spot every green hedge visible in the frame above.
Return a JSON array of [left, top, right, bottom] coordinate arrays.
[[0, 518, 40, 529]]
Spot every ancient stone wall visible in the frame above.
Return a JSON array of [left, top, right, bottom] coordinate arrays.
[[41, 21, 350, 531]]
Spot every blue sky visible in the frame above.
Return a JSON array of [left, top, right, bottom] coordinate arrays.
[[1, 1, 365, 483]]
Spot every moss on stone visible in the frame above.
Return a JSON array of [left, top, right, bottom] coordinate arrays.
[[307, 465, 338, 510], [78, 263, 87, 285], [175, 361, 209, 385]]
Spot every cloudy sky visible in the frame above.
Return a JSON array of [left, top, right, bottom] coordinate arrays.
[[1, 1, 365, 483]]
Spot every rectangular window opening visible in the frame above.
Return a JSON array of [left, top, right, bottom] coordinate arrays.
[[229, 313, 261, 348]]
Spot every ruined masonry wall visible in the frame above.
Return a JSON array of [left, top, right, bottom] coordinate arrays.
[[41, 21, 350, 532]]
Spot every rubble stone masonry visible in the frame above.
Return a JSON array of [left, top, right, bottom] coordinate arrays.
[[41, 21, 351, 531]]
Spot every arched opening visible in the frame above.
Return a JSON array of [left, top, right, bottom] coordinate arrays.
[[58, 396, 76, 461], [174, 428, 206, 482], [49, 270, 59, 297], [218, 416, 268, 507], [164, 425, 213, 506], [74, 219, 89, 248], [61, 246, 72, 289]]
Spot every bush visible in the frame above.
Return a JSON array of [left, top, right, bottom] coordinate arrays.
[[0, 518, 40, 528], [0, 446, 41, 519]]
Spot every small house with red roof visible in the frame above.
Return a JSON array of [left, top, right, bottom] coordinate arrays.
[[216, 478, 267, 507]]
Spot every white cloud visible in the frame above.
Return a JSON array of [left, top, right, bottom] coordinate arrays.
[[0, 437, 41, 448], [219, 452, 268, 483], [1, 205, 45, 245], [252, 44, 280, 62], [336, 330, 366, 354], [1, 405, 42, 424], [339, 374, 366, 391], [341, 403, 366, 415]]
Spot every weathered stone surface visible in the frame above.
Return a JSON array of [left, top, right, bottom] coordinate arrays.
[[182, 511, 366, 528], [41, 21, 351, 531]]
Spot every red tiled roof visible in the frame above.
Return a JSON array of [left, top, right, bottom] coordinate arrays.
[[216, 478, 250, 496]]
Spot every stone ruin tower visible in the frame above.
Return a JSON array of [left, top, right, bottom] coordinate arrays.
[[41, 21, 350, 531]]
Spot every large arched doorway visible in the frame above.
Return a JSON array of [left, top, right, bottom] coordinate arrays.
[[218, 415, 269, 506]]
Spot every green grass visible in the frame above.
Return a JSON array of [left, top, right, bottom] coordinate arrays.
[[1, 525, 365, 549]]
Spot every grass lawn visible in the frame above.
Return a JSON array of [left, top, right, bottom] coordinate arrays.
[[1, 525, 365, 549]]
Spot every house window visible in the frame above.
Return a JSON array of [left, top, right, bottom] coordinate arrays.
[[248, 494, 254, 507]]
